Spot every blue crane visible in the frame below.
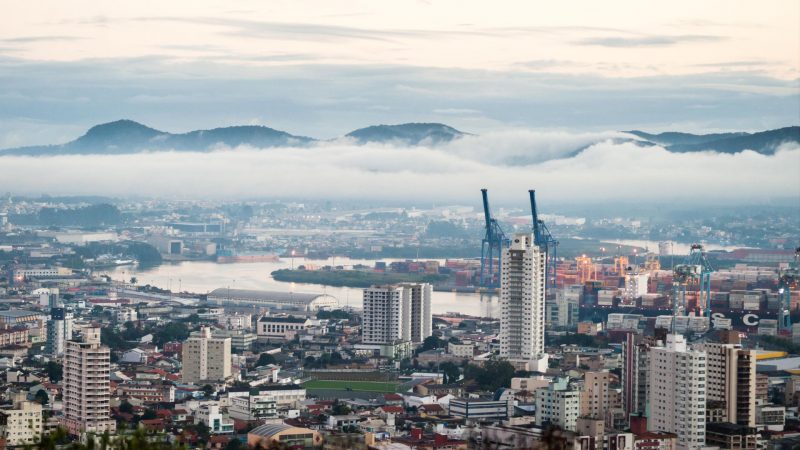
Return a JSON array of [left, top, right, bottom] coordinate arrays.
[[672, 244, 714, 323], [529, 190, 559, 291], [479, 188, 508, 288]]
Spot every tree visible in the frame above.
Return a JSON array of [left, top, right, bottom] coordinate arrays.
[[331, 400, 351, 415], [45, 360, 63, 382], [463, 360, 516, 392], [202, 384, 215, 397], [34, 389, 49, 405], [154, 322, 189, 345], [420, 335, 445, 352], [119, 400, 134, 414], [440, 361, 460, 384], [130, 276, 138, 285], [256, 353, 276, 367], [225, 438, 244, 450]]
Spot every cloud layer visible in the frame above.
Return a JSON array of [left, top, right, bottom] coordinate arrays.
[[0, 131, 797, 205]]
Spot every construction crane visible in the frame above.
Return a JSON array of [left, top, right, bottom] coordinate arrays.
[[672, 244, 714, 322], [529, 190, 559, 290], [479, 189, 508, 288], [777, 246, 800, 331]]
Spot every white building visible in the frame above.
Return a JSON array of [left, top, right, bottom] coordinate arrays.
[[499, 233, 547, 371], [46, 308, 73, 357], [229, 394, 278, 421], [116, 308, 138, 323], [648, 334, 706, 450], [623, 272, 650, 303], [255, 384, 307, 408], [182, 326, 231, 383], [218, 313, 252, 331], [362, 283, 432, 345], [0, 395, 43, 446], [62, 327, 116, 436], [194, 404, 234, 434], [257, 316, 312, 340], [534, 378, 580, 431]]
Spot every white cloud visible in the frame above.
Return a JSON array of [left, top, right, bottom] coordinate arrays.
[[0, 131, 796, 204]]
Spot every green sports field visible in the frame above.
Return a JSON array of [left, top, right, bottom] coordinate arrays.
[[304, 379, 399, 393]]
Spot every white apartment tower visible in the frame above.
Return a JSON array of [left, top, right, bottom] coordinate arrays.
[[648, 334, 706, 450], [62, 327, 115, 436], [500, 233, 548, 371], [362, 283, 432, 345], [182, 326, 232, 383]]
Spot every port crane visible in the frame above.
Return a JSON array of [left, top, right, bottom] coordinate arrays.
[[672, 244, 714, 322], [777, 246, 800, 331], [529, 190, 559, 290], [479, 189, 509, 288]]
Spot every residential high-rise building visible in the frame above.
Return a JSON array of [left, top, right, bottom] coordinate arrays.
[[45, 289, 73, 357], [648, 334, 706, 450], [499, 233, 547, 371], [402, 283, 432, 343], [535, 377, 580, 431], [581, 371, 612, 420], [697, 332, 756, 427], [622, 333, 654, 420], [361, 283, 432, 345], [62, 327, 115, 436], [182, 326, 231, 383]]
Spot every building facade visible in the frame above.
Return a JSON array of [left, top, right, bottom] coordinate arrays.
[[647, 334, 706, 450], [62, 327, 116, 436], [697, 334, 756, 427], [182, 326, 231, 383], [361, 283, 432, 346], [535, 378, 580, 431], [499, 233, 547, 371], [622, 333, 653, 421]]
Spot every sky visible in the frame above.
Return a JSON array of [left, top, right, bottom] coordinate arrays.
[[0, 1, 798, 205], [0, 0, 798, 147]]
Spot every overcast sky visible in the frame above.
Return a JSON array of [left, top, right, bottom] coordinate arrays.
[[1, 0, 798, 147]]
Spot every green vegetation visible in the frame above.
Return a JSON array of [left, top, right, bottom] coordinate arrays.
[[464, 360, 517, 391], [272, 269, 447, 288], [315, 309, 356, 321], [304, 379, 399, 393]]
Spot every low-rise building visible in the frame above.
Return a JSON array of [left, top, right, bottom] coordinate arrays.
[[258, 316, 312, 340], [229, 395, 278, 421], [0, 398, 43, 446], [194, 404, 234, 434], [449, 398, 512, 421], [248, 423, 322, 449]]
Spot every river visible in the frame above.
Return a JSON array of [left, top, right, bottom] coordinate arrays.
[[104, 257, 501, 318]]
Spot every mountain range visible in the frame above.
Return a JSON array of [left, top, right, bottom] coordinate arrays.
[[0, 119, 796, 157]]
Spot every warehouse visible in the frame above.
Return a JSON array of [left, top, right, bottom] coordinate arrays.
[[206, 288, 338, 311]]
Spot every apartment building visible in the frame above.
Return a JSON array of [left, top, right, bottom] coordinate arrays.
[[647, 334, 706, 450], [61, 327, 116, 436], [182, 326, 231, 383], [500, 233, 548, 371]]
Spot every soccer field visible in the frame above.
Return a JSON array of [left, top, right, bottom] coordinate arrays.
[[304, 380, 399, 393]]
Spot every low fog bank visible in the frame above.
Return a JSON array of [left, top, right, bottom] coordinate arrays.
[[0, 130, 797, 204]]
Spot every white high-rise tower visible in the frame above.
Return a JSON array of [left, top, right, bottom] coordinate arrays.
[[648, 334, 707, 450], [362, 283, 432, 345], [500, 233, 548, 372]]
